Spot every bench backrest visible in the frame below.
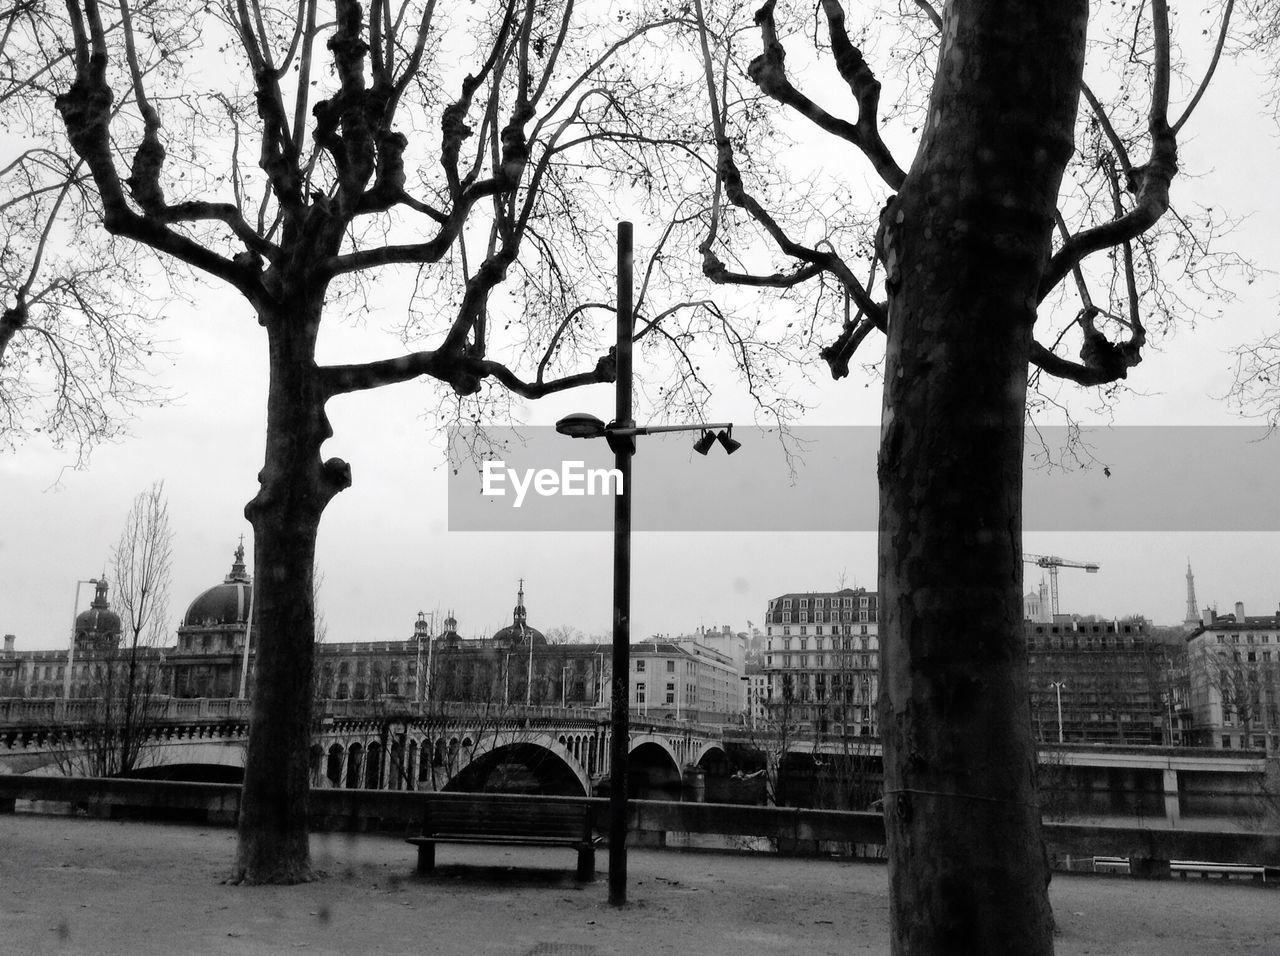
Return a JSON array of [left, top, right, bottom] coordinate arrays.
[[423, 798, 591, 840]]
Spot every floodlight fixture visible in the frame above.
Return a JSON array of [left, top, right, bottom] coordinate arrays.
[[716, 429, 741, 455], [692, 431, 716, 455]]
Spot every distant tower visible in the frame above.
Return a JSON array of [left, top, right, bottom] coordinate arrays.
[[1184, 561, 1199, 626], [513, 578, 528, 630]]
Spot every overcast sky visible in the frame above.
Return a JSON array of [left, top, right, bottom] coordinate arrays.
[[3, 34, 1278, 652]]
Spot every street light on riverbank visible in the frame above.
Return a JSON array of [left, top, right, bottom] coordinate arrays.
[[555, 221, 737, 907]]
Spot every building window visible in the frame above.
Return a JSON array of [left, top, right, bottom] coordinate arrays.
[[666, 684, 675, 704], [637, 682, 646, 704], [800, 627, 807, 636], [666, 660, 675, 672], [800, 599, 808, 609], [783, 626, 791, 636], [799, 612, 808, 624], [783, 613, 791, 624], [636, 660, 646, 672], [783, 599, 792, 609], [844, 598, 853, 608], [1222, 735, 1232, 749]]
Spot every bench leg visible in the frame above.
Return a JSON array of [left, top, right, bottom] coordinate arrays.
[[416, 842, 436, 875], [576, 845, 595, 882]]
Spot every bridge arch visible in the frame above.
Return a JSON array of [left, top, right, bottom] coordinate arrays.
[[693, 742, 730, 773], [445, 735, 589, 796], [628, 736, 681, 800]]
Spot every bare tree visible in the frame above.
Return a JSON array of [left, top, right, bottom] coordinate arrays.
[[0, 1, 167, 463], [27, 0, 776, 884], [105, 480, 173, 774], [47, 482, 173, 777], [691, 1, 1249, 950]]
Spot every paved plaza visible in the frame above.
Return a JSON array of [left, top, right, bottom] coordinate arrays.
[[1, 814, 1277, 955]]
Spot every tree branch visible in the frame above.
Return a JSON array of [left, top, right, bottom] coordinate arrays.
[[748, 0, 904, 189]]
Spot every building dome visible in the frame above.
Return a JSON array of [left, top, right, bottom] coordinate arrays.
[[75, 578, 122, 650], [492, 580, 546, 647], [182, 542, 253, 627]]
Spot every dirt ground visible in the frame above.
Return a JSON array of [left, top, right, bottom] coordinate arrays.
[[1, 814, 1278, 955]]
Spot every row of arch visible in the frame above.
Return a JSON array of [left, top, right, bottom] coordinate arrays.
[[308, 729, 613, 795], [306, 731, 721, 798]]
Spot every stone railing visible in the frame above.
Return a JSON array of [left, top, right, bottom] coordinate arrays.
[[0, 697, 721, 739]]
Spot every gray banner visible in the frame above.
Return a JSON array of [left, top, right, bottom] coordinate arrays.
[[445, 426, 1280, 532]]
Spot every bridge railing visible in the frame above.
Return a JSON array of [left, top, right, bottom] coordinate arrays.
[[0, 696, 729, 737], [1, 774, 1277, 878]]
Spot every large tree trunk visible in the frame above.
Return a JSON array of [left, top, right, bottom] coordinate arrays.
[[233, 301, 349, 884], [877, 2, 1087, 952]]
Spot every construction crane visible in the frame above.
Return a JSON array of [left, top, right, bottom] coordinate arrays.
[[1023, 553, 1100, 617]]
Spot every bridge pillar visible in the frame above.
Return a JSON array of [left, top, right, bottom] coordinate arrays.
[[1163, 768, 1181, 826]]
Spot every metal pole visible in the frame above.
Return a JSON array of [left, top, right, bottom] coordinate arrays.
[[608, 221, 634, 907], [1051, 680, 1066, 743], [425, 627, 434, 706], [64, 579, 97, 701], [238, 587, 255, 699]]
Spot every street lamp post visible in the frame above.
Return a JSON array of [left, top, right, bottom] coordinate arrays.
[[1049, 680, 1067, 744], [64, 578, 100, 702], [555, 221, 738, 908], [607, 219, 634, 910]]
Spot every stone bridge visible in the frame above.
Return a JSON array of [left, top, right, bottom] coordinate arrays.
[[0, 698, 732, 798]]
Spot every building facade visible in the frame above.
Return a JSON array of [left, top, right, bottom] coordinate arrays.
[[1185, 602, 1280, 751], [2, 553, 615, 716], [0, 577, 173, 699], [1025, 617, 1188, 745], [628, 639, 741, 721], [762, 588, 880, 736], [742, 661, 768, 728]]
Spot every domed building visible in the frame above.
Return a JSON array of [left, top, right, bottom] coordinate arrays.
[[171, 541, 254, 698], [74, 578, 122, 652], [491, 581, 546, 650]]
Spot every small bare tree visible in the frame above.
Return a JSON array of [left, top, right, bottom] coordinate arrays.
[[48, 482, 173, 777]]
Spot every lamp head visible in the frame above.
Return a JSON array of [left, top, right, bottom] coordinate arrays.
[[555, 412, 607, 439], [716, 429, 741, 454], [692, 431, 716, 455]]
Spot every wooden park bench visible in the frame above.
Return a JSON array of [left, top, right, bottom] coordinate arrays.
[[406, 795, 601, 881]]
